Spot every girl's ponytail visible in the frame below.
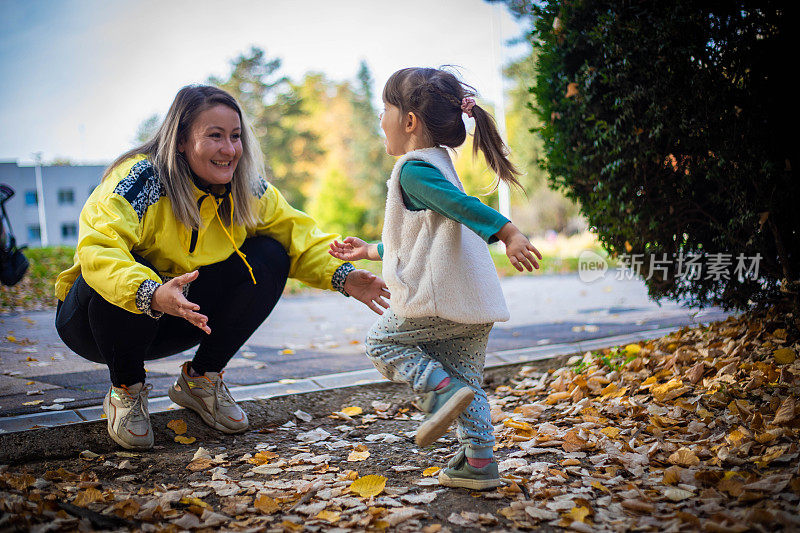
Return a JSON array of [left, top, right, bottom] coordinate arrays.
[[470, 104, 523, 191], [383, 67, 524, 192]]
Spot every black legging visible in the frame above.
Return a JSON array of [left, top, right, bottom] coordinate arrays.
[[55, 236, 290, 387]]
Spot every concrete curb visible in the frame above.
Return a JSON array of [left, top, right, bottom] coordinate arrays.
[[0, 326, 680, 464]]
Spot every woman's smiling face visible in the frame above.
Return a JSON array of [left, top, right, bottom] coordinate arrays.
[[179, 104, 242, 186]]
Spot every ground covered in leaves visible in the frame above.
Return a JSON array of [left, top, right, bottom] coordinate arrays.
[[1, 306, 799, 532]]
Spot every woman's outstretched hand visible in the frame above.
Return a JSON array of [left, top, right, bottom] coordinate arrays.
[[495, 222, 543, 272], [329, 237, 381, 262], [344, 269, 390, 315], [151, 270, 211, 334]]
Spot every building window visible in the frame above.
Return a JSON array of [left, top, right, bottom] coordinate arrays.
[[61, 223, 77, 239], [58, 189, 75, 205], [28, 225, 41, 241], [25, 191, 37, 206]]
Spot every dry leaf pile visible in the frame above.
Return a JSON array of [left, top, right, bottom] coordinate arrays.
[[1, 307, 798, 532], [491, 308, 799, 531]]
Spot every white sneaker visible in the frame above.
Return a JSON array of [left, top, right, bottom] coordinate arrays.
[[103, 382, 154, 449], [168, 362, 248, 434]]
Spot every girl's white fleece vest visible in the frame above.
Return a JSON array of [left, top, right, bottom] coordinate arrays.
[[381, 147, 510, 324]]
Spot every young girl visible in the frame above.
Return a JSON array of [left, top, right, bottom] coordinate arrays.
[[329, 67, 541, 489]]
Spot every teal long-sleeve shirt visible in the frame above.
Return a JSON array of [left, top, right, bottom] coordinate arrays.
[[377, 160, 509, 258]]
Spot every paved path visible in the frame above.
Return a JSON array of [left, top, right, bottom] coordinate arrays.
[[0, 273, 731, 419]]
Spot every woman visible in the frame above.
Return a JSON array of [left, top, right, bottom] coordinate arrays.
[[54, 85, 389, 450]]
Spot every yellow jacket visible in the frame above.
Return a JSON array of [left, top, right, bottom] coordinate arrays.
[[55, 155, 346, 314]]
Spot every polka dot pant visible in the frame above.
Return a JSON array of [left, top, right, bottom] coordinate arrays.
[[365, 309, 495, 457]]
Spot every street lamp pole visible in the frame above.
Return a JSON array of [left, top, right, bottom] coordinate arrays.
[[33, 152, 49, 246], [491, 3, 511, 223]]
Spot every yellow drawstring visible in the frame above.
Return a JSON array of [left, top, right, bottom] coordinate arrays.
[[214, 195, 257, 285]]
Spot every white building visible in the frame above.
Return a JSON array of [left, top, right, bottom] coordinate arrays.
[[0, 161, 107, 247]]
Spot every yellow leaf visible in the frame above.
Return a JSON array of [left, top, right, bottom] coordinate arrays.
[[280, 520, 303, 531], [422, 467, 441, 477], [280, 349, 295, 355], [175, 436, 196, 444], [315, 510, 341, 523], [167, 419, 187, 435], [624, 344, 641, 355], [340, 406, 363, 416], [22, 400, 43, 406], [254, 494, 279, 514], [591, 481, 610, 493], [179, 497, 209, 508], [600, 427, 620, 438], [347, 449, 370, 462], [725, 427, 749, 447], [349, 474, 387, 497], [567, 505, 591, 523], [249, 451, 279, 465], [652, 378, 687, 402], [6, 335, 16, 343], [73, 488, 103, 506], [503, 419, 533, 431], [773, 347, 796, 364]]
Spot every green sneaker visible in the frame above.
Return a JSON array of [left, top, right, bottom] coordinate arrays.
[[415, 378, 474, 448], [438, 448, 502, 490]]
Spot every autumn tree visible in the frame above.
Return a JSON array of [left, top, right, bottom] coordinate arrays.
[[209, 47, 322, 209]]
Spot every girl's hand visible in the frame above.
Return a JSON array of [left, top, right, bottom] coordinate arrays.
[[496, 222, 543, 272], [329, 237, 370, 261], [151, 271, 211, 334], [343, 269, 391, 315]]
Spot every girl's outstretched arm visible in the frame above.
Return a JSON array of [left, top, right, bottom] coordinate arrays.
[[495, 223, 542, 272], [329, 237, 383, 262]]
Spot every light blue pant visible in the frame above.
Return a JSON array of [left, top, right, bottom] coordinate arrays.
[[365, 309, 495, 459]]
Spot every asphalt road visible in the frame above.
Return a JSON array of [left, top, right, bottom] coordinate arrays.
[[0, 273, 732, 416]]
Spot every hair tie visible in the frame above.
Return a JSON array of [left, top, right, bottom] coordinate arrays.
[[461, 97, 476, 118]]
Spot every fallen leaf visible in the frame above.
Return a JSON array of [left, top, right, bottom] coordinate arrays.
[[340, 406, 363, 416], [315, 510, 340, 523], [664, 487, 694, 501], [567, 505, 591, 523], [663, 466, 683, 485], [422, 467, 441, 477], [347, 449, 370, 462], [254, 494, 279, 514], [773, 397, 795, 424], [249, 451, 279, 465], [668, 447, 700, 467], [73, 488, 103, 506], [349, 474, 386, 497], [167, 419, 187, 435], [175, 436, 196, 445], [773, 347, 795, 364]]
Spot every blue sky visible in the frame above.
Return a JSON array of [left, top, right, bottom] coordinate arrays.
[[0, 0, 530, 164]]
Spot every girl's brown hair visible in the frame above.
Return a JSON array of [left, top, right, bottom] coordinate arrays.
[[104, 85, 264, 229], [382, 67, 522, 191]]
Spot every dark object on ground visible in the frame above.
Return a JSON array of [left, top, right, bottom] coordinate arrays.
[[0, 183, 29, 286], [515, 0, 797, 310]]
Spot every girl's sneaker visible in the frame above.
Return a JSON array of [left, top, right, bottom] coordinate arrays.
[[168, 362, 249, 434], [103, 382, 154, 450], [415, 378, 474, 447], [438, 448, 502, 490]]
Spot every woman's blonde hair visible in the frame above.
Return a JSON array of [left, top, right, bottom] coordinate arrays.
[[104, 85, 264, 229], [383, 67, 523, 191]]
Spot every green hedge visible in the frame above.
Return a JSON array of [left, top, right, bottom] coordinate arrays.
[[512, 0, 796, 309]]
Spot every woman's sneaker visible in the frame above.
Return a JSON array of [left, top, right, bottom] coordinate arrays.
[[103, 383, 154, 450], [415, 378, 474, 447], [168, 362, 249, 434], [438, 448, 502, 490]]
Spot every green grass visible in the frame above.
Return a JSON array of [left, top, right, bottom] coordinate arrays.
[[1, 242, 611, 310], [0, 246, 75, 313]]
